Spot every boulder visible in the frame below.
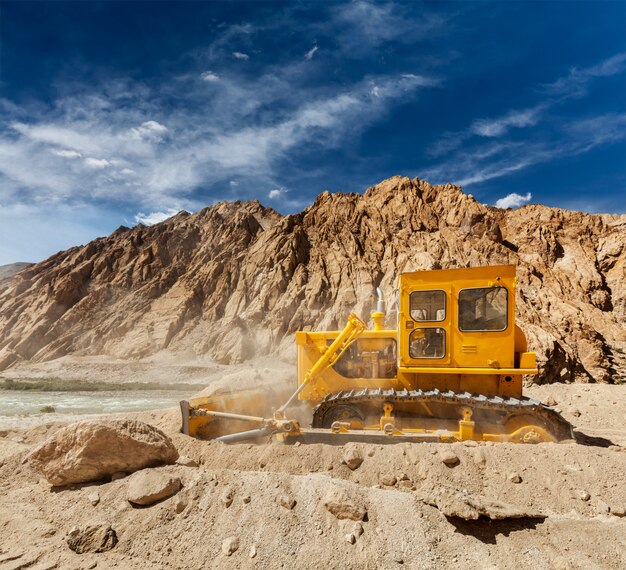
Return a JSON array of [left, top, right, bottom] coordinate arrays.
[[127, 469, 181, 506], [28, 420, 178, 486], [66, 524, 118, 553]]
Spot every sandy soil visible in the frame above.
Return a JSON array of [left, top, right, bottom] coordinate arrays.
[[0, 371, 624, 569]]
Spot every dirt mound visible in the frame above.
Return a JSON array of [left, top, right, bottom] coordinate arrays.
[[0, 176, 624, 382], [0, 384, 625, 569]]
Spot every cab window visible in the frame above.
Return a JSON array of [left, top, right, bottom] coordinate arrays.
[[410, 290, 446, 322], [458, 287, 508, 332], [409, 327, 446, 359]]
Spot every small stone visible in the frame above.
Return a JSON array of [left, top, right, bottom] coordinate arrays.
[[353, 522, 364, 537], [176, 456, 198, 467], [577, 490, 591, 501], [508, 472, 522, 484], [111, 472, 126, 481], [367, 449, 375, 457], [440, 450, 459, 466], [323, 489, 367, 521], [462, 440, 478, 447], [221, 489, 234, 508], [242, 495, 251, 504], [571, 408, 581, 418], [610, 505, 625, 517], [249, 544, 257, 558], [473, 448, 487, 466], [87, 491, 100, 506], [342, 444, 364, 470], [544, 396, 557, 407], [345, 533, 356, 544], [174, 496, 188, 514], [393, 552, 404, 564], [380, 474, 397, 486], [399, 473, 409, 481], [277, 494, 296, 510], [222, 536, 239, 556]]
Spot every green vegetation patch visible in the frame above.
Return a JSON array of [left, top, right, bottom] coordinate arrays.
[[0, 377, 207, 392]]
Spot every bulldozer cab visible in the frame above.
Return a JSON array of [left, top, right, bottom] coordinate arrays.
[[398, 265, 516, 370]]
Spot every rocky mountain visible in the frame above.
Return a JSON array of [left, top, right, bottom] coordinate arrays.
[[0, 176, 624, 383], [0, 263, 32, 281]]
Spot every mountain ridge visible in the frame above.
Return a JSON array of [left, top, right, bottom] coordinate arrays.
[[0, 176, 624, 383]]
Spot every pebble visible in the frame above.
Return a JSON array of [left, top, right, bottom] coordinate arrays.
[[176, 456, 198, 467], [221, 489, 234, 508], [342, 445, 364, 470], [87, 491, 100, 506], [380, 474, 397, 486], [345, 533, 356, 544], [242, 495, 251, 504], [174, 496, 187, 514], [508, 472, 522, 484], [277, 494, 296, 510], [249, 545, 257, 558], [440, 450, 460, 466], [577, 490, 591, 501], [571, 408, 581, 417], [222, 536, 239, 556]]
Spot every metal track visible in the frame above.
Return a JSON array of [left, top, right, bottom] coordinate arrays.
[[312, 388, 574, 441]]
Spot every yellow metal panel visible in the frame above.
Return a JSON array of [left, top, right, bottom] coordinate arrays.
[[398, 265, 517, 369]]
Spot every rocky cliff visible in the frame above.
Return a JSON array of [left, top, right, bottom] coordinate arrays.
[[0, 176, 624, 383]]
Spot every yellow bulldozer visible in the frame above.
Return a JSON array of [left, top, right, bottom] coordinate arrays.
[[180, 265, 573, 444]]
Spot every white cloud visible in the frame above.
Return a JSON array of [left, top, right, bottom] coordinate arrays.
[[268, 188, 286, 199], [495, 192, 532, 209], [84, 157, 111, 169], [471, 107, 543, 137], [134, 209, 181, 225], [304, 46, 318, 60], [543, 52, 626, 98], [130, 120, 168, 141], [422, 113, 626, 187], [120, 168, 135, 176], [201, 71, 220, 82], [232, 51, 249, 60], [333, 1, 445, 53], [229, 180, 239, 187], [51, 148, 82, 159]]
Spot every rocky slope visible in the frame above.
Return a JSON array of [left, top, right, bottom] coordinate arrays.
[[0, 176, 624, 383], [0, 263, 31, 281]]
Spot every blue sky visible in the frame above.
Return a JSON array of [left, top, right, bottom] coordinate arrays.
[[0, 0, 625, 264]]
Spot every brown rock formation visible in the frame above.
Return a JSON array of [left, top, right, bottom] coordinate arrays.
[[28, 419, 179, 486], [0, 177, 624, 383]]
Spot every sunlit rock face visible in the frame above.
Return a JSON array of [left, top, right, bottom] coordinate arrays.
[[0, 176, 624, 383]]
